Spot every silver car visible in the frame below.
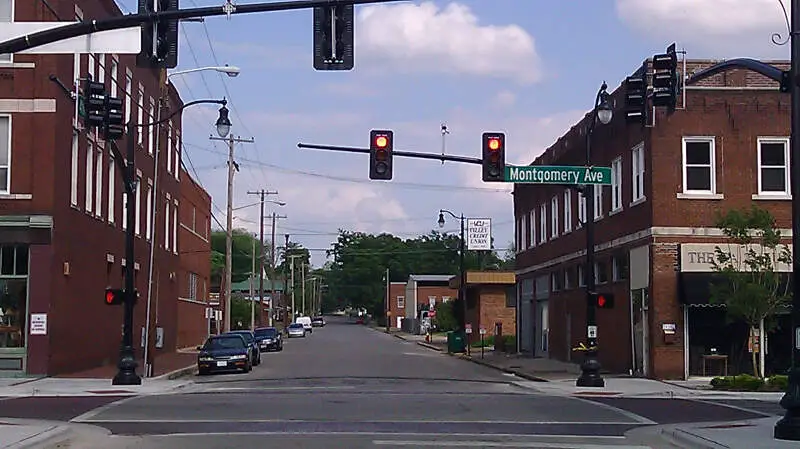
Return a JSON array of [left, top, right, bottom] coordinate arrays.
[[286, 323, 306, 338]]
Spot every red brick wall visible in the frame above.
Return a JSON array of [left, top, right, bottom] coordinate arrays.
[[177, 300, 207, 349], [387, 283, 406, 328], [416, 286, 458, 311], [0, 0, 186, 375], [468, 286, 515, 346]]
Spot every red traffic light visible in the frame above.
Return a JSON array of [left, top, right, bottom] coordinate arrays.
[[375, 135, 388, 148], [597, 295, 607, 307], [592, 292, 614, 309], [488, 138, 501, 151], [105, 288, 125, 305]]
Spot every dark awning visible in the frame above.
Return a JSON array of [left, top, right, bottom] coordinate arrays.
[[680, 272, 792, 307]]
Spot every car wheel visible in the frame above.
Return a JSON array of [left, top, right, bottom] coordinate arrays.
[[245, 360, 252, 372], [198, 368, 208, 376]]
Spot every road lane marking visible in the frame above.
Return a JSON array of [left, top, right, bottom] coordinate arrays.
[[70, 396, 142, 423], [373, 441, 648, 448], [77, 419, 645, 424], [567, 397, 656, 425]]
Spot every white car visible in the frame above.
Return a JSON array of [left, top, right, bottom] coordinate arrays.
[[286, 323, 306, 338], [295, 316, 313, 333]]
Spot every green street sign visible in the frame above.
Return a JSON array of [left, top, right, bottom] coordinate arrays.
[[504, 165, 612, 185], [77, 95, 86, 119]]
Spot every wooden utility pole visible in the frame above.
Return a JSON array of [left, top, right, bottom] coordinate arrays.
[[246, 189, 278, 326]]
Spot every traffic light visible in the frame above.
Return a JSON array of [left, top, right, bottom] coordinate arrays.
[[137, 0, 180, 69], [103, 97, 125, 141], [105, 288, 125, 306], [482, 132, 505, 182], [624, 75, 646, 124], [83, 81, 106, 129], [369, 130, 393, 180], [591, 292, 615, 309], [651, 43, 679, 111], [313, 4, 354, 71]]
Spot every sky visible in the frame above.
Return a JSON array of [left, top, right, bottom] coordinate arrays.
[[114, 0, 791, 267]]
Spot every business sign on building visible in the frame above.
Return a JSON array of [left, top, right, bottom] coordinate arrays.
[[467, 218, 492, 250], [680, 243, 792, 273]]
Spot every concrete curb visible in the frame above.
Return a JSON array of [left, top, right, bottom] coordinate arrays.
[[152, 364, 198, 381], [660, 427, 728, 449], [4, 423, 71, 449]]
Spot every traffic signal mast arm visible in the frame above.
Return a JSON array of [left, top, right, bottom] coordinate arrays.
[[299, 142, 483, 165], [0, 0, 407, 55]]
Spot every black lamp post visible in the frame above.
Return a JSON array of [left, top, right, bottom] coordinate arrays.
[[575, 82, 612, 388], [111, 99, 230, 386], [775, 0, 800, 440], [439, 210, 467, 353]]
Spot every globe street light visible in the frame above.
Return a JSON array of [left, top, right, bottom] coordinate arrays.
[[216, 105, 232, 138]]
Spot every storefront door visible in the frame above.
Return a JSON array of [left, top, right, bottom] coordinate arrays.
[[0, 245, 29, 376]]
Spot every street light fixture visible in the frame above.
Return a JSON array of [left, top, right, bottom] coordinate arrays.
[[216, 105, 232, 138], [438, 209, 468, 354], [575, 81, 613, 389], [167, 65, 241, 79]]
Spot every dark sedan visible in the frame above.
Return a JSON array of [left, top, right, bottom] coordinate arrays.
[[225, 330, 261, 366], [254, 327, 283, 352], [197, 334, 252, 375]]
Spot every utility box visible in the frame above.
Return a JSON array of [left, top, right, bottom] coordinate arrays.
[[447, 331, 466, 354]]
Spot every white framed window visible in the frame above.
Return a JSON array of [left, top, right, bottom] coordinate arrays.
[[85, 139, 94, 213], [122, 192, 127, 230], [137, 84, 144, 144], [563, 190, 572, 233], [148, 98, 155, 155], [96, 54, 105, 83], [442, 296, 450, 303], [146, 180, 153, 240], [397, 296, 405, 308], [520, 213, 528, 249], [550, 196, 558, 238], [611, 157, 622, 212], [1, 0, 13, 63], [577, 191, 586, 226], [94, 146, 103, 218], [124, 72, 132, 123], [515, 217, 521, 252], [167, 124, 173, 174], [188, 272, 198, 300], [174, 131, 181, 179], [135, 175, 142, 236], [631, 143, 645, 202], [528, 210, 536, 247], [578, 264, 586, 287], [0, 115, 10, 194], [108, 156, 115, 223], [87, 54, 95, 82], [173, 199, 179, 254], [110, 56, 119, 97], [593, 185, 603, 219], [757, 137, 790, 196], [70, 132, 78, 205], [164, 196, 171, 249], [681, 137, 716, 194], [539, 204, 546, 243]]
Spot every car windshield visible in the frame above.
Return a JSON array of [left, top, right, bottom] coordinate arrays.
[[227, 331, 254, 343], [288, 323, 303, 329], [203, 337, 245, 350], [254, 328, 277, 338]]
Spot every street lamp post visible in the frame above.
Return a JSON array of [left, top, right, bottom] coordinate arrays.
[[438, 210, 467, 352], [112, 99, 230, 386], [575, 82, 613, 388]]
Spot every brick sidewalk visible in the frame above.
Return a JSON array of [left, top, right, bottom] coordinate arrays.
[[56, 350, 197, 379]]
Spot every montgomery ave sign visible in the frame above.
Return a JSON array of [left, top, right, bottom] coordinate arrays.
[[504, 165, 612, 185]]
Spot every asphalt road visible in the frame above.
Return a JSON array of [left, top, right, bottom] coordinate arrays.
[[10, 317, 774, 448]]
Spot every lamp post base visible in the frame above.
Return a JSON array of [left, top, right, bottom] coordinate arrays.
[[112, 346, 142, 386], [774, 369, 800, 441], [576, 352, 604, 388]]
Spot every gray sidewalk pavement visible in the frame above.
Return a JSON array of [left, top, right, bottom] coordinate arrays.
[[632, 416, 798, 449], [0, 418, 73, 449]]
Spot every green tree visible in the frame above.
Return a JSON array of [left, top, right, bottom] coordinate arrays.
[[433, 300, 457, 332], [230, 295, 252, 330], [209, 229, 265, 290], [709, 205, 791, 377]]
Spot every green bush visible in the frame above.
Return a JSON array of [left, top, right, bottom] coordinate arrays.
[[767, 375, 789, 391], [710, 374, 769, 391], [433, 301, 457, 332]]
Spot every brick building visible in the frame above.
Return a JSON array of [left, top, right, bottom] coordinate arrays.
[[176, 167, 211, 349], [0, 0, 209, 376], [384, 275, 457, 333], [513, 57, 792, 380]]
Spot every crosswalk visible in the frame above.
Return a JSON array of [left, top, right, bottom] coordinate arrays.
[[371, 440, 652, 448]]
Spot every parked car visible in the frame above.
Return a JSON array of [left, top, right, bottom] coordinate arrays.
[[286, 322, 306, 338], [254, 327, 283, 352], [295, 316, 313, 333], [311, 316, 325, 327], [224, 330, 261, 366], [197, 334, 252, 375]]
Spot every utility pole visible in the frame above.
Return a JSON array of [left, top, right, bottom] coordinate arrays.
[[288, 253, 303, 323], [385, 267, 390, 332], [246, 189, 278, 327], [210, 133, 255, 333], [269, 211, 287, 326], [301, 262, 306, 316], [283, 234, 290, 324], [250, 238, 256, 329]]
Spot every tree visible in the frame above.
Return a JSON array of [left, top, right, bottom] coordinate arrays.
[[709, 205, 791, 378], [209, 229, 265, 290]]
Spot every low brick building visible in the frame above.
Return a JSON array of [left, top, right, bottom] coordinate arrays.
[[513, 57, 792, 380], [449, 271, 516, 347], [387, 281, 407, 329]]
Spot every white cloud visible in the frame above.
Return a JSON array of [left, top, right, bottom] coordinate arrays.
[[358, 2, 541, 84], [492, 90, 516, 109], [616, 0, 790, 57]]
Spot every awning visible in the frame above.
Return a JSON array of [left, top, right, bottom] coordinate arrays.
[[679, 272, 792, 307]]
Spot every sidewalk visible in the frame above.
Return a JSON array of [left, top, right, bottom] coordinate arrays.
[[638, 416, 799, 449], [56, 348, 198, 380], [0, 418, 73, 449]]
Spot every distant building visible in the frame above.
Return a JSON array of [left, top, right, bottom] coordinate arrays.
[[513, 57, 792, 380]]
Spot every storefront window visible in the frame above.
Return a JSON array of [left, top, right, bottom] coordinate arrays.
[[0, 245, 29, 349]]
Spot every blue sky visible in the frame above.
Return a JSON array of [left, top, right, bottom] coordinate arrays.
[[115, 0, 790, 267]]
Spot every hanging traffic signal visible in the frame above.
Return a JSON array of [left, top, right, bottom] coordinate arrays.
[[313, 4, 354, 71], [369, 130, 393, 180], [652, 43, 679, 111], [624, 75, 646, 124], [591, 292, 615, 309], [104, 97, 125, 141], [137, 0, 179, 69], [83, 81, 106, 129], [105, 288, 125, 306], [482, 132, 505, 182]]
